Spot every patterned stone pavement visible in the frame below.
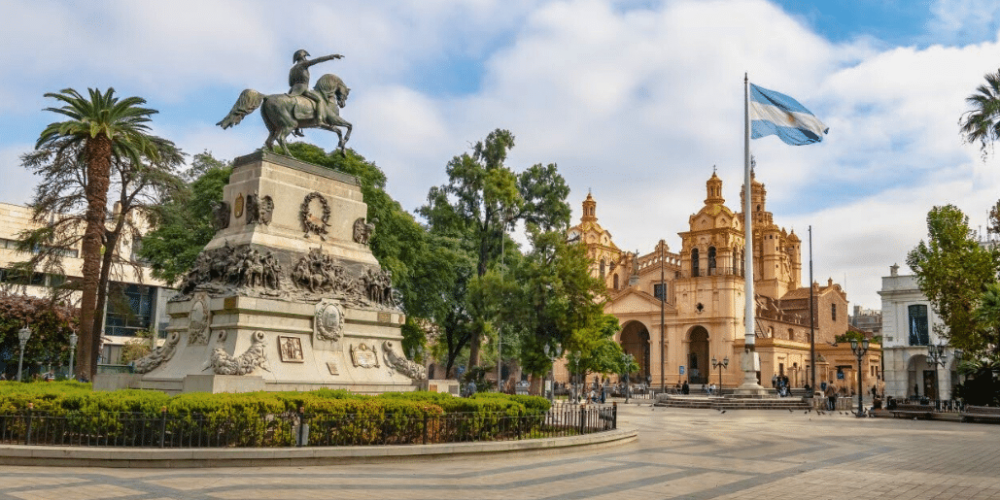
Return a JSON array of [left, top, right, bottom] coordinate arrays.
[[1, 404, 999, 500]]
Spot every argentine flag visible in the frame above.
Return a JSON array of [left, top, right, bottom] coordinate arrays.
[[750, 84, 828, 146]]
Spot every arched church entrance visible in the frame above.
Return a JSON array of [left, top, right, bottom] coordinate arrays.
[[687, 326, 710, 385], [620, 321, 651, 382]]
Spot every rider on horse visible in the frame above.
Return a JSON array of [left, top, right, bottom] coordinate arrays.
[[288, 49, 342, 135]]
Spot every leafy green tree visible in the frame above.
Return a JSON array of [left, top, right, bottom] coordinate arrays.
[[907, 205, 1000, 353], [513, 226, 611, 383], [420, 129, 570, 368], [33, 88, 160, 379], [960, 68, 1000, 160], [139, 152, 231, 284]]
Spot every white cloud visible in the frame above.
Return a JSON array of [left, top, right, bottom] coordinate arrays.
[[2, 0, 1000, 311]]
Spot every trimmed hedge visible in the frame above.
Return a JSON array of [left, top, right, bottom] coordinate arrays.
[[0, 383, 553, 446]]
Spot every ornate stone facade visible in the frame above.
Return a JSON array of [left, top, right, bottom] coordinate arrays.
[[569, 170, 880, 390]]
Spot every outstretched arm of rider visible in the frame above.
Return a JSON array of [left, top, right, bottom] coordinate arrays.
[[306, 54, 344, 67]]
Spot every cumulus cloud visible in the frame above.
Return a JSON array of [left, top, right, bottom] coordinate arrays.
[[2, 0, 1000, 310]]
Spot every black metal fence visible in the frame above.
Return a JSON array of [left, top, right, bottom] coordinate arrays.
[[0, 405, 617, 448]]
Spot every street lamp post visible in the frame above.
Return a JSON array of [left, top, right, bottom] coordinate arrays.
[[543, 344, 562, 404], [927, 341, 948, 408], [16, 326, 32, 382], [68, 332, 79, 380], [711, 355, 729, 394], [849, 338, 870, 417]]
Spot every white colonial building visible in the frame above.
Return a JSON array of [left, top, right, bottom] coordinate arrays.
[[878, 264, 958, 400], [0, 202, 174, 366]]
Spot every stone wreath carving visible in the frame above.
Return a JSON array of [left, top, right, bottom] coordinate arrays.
[[350, 342, 380, 368], [292, 248, 351, 294], [352, 217, 375, 245], [246, 193, 274, 226], [133, 332, 181, 374], [300, 192, 331, 239], [314, 299, 344, 341], [212, 201, 230, 230], [382, 341, 427, 381], [178, 241, 283, 295], [204, 330, 271, 376], [188, 297, 210, 345]]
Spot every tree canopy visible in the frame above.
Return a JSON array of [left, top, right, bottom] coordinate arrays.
[[907, 204, 1000, 354], [419, 129, 571, 368], [960, 67, 1000, 160]]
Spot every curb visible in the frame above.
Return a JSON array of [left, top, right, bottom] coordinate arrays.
[[0, 428, 638, 468]]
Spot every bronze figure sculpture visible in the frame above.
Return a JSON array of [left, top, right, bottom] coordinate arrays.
[[217, 50, 352, 157]]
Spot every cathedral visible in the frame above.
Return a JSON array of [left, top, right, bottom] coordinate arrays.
[[568, 171, 881, 391]]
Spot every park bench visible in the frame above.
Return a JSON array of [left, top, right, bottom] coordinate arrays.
[[960, 405, 1000, 423], [890, 403, 934, 419]]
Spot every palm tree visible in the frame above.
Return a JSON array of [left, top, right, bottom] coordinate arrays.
[[960, 68, 1000, 160], [35, 88, 158, 380]]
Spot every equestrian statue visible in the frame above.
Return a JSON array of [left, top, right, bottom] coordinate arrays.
[[217, 49, 352, 157]]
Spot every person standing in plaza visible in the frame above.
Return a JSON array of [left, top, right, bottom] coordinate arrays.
[[824, 382, 837, 411], [682, 380, 690, 395]]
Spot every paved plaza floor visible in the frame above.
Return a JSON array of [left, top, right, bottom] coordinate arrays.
[[0, 403, 998, 500]]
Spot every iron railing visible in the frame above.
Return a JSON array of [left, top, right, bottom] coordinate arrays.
[[0, 405, 617, 448]]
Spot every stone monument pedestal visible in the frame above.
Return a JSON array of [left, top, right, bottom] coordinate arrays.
[[96, 151, 425, 394]]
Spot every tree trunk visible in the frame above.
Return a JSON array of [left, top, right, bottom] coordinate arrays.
[[78, 137, 112, 381], [91, 230, 117, 367]]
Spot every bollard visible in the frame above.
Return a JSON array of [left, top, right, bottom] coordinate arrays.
[[25, 403, 33, 446], [579, 404, 586, 434], [612, 402, 617, 429], [159, 406, 168, 448]]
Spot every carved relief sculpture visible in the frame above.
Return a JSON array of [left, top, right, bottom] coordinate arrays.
[[300, 192, 331, 240], [188, 297, 210, 345], [234, 193, 245, 218], [259, 195, 274, 225], [245, 193, 275, 226], [205, 330, 271, 376], [314, 299, 344, 341], [245, 193, 259, 224], [133, 332, 181, 374], [382, 341, 427, 381], [212, 201, 230, 230], [352, 217, 375, 245], [177, 242, 283, 296], [278, 336, 305, 362], [292, 248, 349, 294], [361, 267, 396, 307], [350, 342, 380, 368]]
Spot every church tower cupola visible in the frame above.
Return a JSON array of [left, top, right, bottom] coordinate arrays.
[[582, 192, 598, 222], [705, 168, 724, 206]]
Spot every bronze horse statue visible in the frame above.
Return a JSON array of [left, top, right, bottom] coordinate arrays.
[[217, 74, 352, 156]]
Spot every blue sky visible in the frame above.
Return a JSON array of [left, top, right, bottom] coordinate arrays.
[[1, 0, 1000, 310]]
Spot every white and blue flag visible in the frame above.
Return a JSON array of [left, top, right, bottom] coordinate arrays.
[[750, 84, 828, 146]]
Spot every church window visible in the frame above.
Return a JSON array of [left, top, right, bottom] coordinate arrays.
[[691, 248, 700, 277], [654, 283, 666, 302], [600, 260, 606, 279], [613, 274, 619, 290], [908, 305, 929, 346], [708, 247, 717, 275], [831, 304, 836, 321]]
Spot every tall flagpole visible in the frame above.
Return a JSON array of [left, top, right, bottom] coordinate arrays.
[[738, 73, 766, 395]]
